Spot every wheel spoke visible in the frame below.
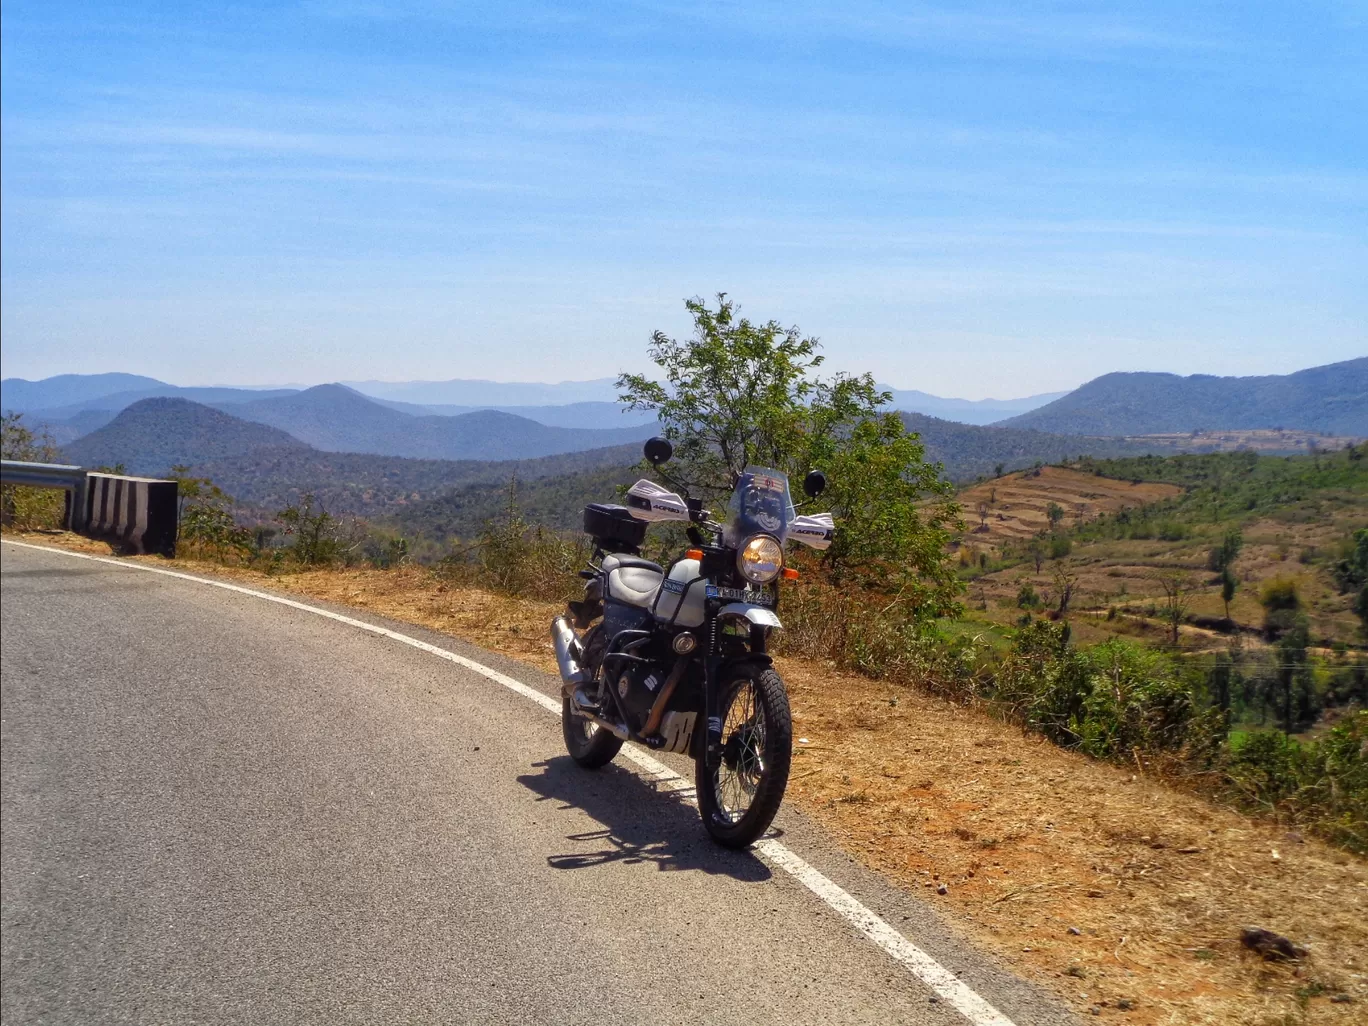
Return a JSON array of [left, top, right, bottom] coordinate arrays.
[[714, 678, 770, 823]]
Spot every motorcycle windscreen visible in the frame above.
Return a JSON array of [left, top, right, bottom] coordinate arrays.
[[723, 467, 793, 547]]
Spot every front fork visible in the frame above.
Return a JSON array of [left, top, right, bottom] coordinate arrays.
[[703, 622, 770, 768]]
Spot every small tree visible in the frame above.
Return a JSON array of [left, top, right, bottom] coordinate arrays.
[[1207, 528, 1243, 574], [276, 493, 338, 566], [1045, 502, 1065, 530], [1260, 577, 1302, 639], [1153, 569, 1195, 645], [619, 294, 962, 618], [1220, 566, 1238, 622]]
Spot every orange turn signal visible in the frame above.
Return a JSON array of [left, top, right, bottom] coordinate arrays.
[[782, 568, 800, 580], [685, 549, 704, 561]]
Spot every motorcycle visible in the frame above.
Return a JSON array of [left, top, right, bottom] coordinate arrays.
[[550, 436, 833, 847]]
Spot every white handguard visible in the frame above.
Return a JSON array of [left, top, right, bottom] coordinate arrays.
[[625, 479, 691, 523], [789, 513, 834, 550]]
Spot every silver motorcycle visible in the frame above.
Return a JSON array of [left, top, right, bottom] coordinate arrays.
[[551, 437, 832, 847]]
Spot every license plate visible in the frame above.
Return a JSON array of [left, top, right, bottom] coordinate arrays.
[[707, 585, 774, 606]]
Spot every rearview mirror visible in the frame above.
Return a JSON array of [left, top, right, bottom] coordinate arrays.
[[803, 469, 827, 498], [644, 436, 673, 466]]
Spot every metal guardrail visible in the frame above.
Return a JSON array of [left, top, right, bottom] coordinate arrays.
[[1, 460, 89, 531]]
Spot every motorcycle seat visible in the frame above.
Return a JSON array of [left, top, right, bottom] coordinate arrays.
[[602, 553, 664, 609]]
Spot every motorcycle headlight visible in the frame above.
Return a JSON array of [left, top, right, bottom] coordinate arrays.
[[737, 534, 783, 584]]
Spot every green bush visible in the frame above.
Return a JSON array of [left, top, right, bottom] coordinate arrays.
[[1223, 714, 1368, 854]]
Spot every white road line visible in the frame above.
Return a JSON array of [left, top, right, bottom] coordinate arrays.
[[2, 539, 1017, 1026]]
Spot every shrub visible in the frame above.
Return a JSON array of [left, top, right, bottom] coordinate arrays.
[[1223, 714, 1368, 854], [275, 493, 342, 566], [0, 412, 65, 530]]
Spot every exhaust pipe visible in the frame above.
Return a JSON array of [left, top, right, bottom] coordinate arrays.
[[551, 616, 587, 688]]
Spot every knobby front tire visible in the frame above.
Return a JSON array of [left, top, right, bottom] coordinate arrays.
[[695, 666, 793, 848]]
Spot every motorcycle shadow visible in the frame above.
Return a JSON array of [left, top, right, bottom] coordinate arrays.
[[517, 756, 773, 883]]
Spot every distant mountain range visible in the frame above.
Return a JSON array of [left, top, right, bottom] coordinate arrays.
[[8, 357, 1364, 475], [58, 397, 644, 517], [60, 389, 656, 469], [58, 393, 1179, 512], [342, 377, 622, 406], [881, 388, 1067, 425], [1001, 358, 1368, 436], [1, 372, 1070, 435], [211, 385, 657, 461]]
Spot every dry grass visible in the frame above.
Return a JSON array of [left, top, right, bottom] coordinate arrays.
[[966, 508, 1368, 651], [956, 467, 1182, 550], [9, 529, 1367, 1023]]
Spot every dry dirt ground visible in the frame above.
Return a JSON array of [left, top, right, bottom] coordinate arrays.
[[955, 467, 1182, 550], [8, 530, 1367, 1025], [965, 513, 1368, 652]]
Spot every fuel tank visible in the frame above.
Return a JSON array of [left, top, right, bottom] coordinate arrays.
[[652, 557, 707, 628]]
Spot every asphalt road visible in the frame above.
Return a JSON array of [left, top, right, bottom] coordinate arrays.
[[1, 541, 1073, 1025]]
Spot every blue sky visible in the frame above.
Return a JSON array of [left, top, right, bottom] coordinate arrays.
[[2, 1, 1365, 398]]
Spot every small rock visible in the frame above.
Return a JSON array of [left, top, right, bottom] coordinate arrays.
[[1065, 966, 1086, 978], [1087, 889, 1105, 898], [1286, 830, 1305, 844], [1330, 994, 1354, 1004], [798, 738, 810, 744], [928, 996, 939, 1004], [1116, 998, 1134, 1010], [967, 869, 975, 878], [1089, 1007, 1101, 1016], [936, 883, 949, 895], [1068, 926, 1082, 936], [1240, 927, 1307, 961]]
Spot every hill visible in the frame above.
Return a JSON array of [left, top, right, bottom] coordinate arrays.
[[382, 464, 641, 542], [883, 388, 1068, 425], [955, 466, 1183, 545], [956, 447, 1368, 651], [343, 376, 619, 406], [61, 398, 310, 474], [998, 357, 1368, 436], [214, 384, 655, 460], [384, 417, 1181, 544], [188, 444, 643, 521], [367, 397, 659, 430], [1, 373, 168, 411], [899, 412, 1171, 480], [55, 395, 645, 518]]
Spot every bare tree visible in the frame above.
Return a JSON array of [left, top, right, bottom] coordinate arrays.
[[1152, 569, 1196, 645], [1052, 564, 1077, 616]]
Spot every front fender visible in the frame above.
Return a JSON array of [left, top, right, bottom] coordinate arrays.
[[717, 602, 782, 629]]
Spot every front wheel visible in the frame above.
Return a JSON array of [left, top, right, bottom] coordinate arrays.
[[695, 666, 792, 848]]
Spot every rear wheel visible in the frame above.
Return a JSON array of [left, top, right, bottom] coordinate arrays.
[[561, 696, 623, 768], [561, 623, 622, 769], [695, 666, 792, 848]]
